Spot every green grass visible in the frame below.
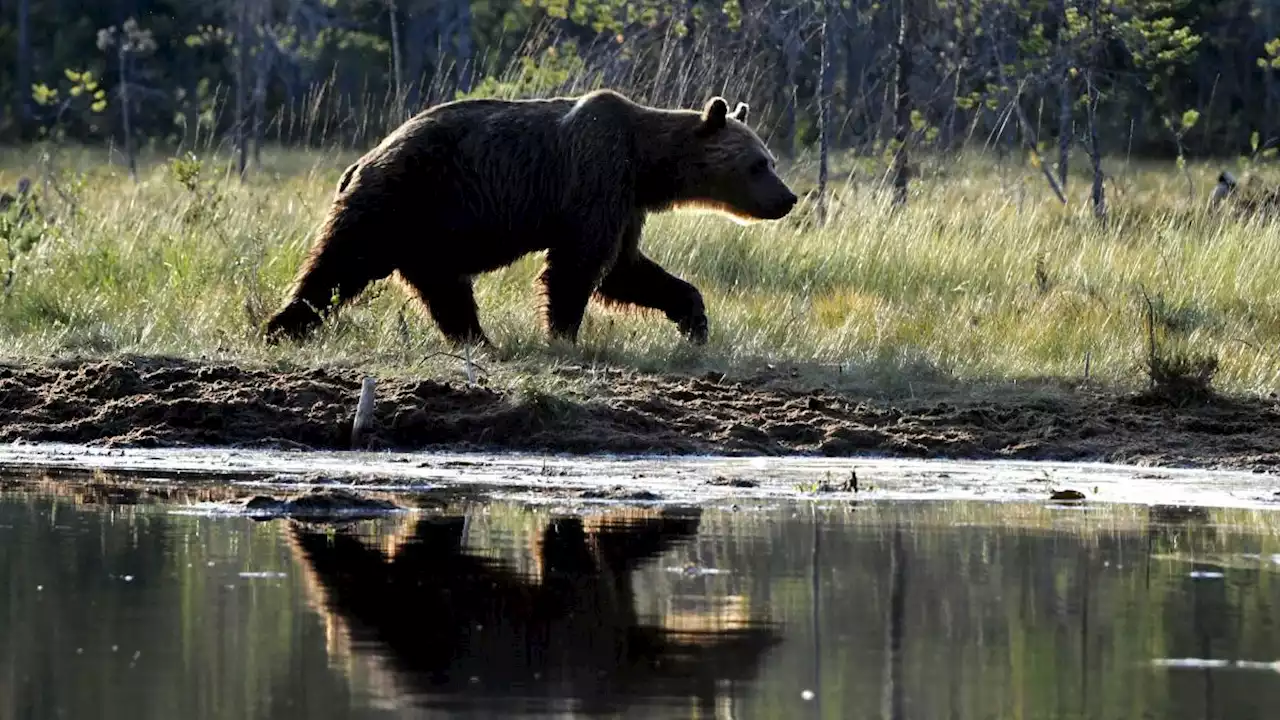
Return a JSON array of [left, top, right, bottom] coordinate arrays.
[[3, 142, 1279, 399]]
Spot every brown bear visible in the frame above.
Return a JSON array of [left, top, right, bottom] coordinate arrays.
[[263, 89, 798, 348]]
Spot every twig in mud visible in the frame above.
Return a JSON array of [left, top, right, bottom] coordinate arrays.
[[351, 376, 377, 449]]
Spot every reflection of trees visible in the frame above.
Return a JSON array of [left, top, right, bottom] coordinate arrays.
[[693, 501, 1280, 720], [287, 507, 782, 716], [0, 489, 305, 720], [1147, 504, 1215, 560], [882, 526, 905, 720], [11, 475, 1280, 720], [1145, 503, 1224, 720]]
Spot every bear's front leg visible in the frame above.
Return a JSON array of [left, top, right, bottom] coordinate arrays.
[[595, 252, 708, 344], [538, 246, 614, 343]]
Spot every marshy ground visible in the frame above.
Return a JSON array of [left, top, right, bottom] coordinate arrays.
[[3, 147, 1280, 471], [4, 354, 1280, 472]]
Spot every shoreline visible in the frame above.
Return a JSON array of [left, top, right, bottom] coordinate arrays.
[[2, 354, 1279, 473]]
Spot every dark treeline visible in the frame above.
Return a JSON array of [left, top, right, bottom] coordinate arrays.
[[2, 0, 1278, 166]]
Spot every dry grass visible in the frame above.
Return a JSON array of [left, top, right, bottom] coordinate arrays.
[[2, 142, 1278, 400]]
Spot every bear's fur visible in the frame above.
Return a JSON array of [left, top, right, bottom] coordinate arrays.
[[263, 89, 798, 347]]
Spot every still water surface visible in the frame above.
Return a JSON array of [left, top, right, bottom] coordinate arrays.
[[4, 473, 1280, 719]]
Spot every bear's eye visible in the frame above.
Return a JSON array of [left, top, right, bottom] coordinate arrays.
[[749, 159, 769, 175]]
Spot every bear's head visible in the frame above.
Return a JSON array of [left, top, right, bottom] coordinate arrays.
[[675, 97, 798, 222]]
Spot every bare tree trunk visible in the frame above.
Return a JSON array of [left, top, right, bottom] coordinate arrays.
[[891, 0, 912, 206], [1056, 0, 1071, 191], [1086, 0, 1105, 219], [817, 0, 838, 222], [251, 1, 271, 169], [762, 2, 803, 159], [235, 0, 250, 178], [118, 44, 137, 181], [1058, 66, 1072, 191], [179, 37, 202, 152], [182, 74, 200, 151], [16, 0, 32, 139], [252, 77, 266, 168], [388, 0, 404, 117], [1267, 1, 1277, 144], [843, 2, 864, 149], [939, 0, 961, 151], [1086, 72, 1105, 219], [780, 52, 797, 159]]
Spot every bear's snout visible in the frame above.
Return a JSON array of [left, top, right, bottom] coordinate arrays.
[[763, 190, 798, 220]]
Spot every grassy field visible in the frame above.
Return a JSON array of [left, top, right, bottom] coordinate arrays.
[[1, 143, 1277, 401]]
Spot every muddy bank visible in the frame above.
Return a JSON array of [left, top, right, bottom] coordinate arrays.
[[2, 355, 1280, 471]]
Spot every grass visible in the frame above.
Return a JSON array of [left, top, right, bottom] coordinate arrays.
[[2, 141, 1280, 401]]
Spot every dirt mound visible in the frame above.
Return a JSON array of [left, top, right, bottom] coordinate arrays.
[[2, 355, 1280, 471]]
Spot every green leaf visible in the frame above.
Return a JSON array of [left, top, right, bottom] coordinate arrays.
[[1180, 109, 1199, 131], [910, 109, 927, 132], [1252, 131, 1261, 153], [31, 83, 58, 106]]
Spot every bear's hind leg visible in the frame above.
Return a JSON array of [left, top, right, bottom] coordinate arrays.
[[595, 253, 708, 344], [265, 238, 393, 343], [396, 267, 491, 348]]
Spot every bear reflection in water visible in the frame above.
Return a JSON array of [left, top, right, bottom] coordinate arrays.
[[287, 507, 781, 714]]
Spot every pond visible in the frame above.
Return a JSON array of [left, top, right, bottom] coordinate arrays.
[[4, 466, 1280, 719]]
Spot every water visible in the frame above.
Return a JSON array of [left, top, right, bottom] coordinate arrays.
[[5, 470, 1280, 719]]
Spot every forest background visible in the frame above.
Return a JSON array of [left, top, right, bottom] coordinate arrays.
[[0, 0, 1263, 184]]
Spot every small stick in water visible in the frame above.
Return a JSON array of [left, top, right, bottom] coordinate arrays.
[[351, 376, 377, 449]]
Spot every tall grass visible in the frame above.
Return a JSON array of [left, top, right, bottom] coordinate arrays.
[[2, 142, 1279, 399]]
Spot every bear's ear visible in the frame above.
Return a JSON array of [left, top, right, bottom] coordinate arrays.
[[731, 102, 749, 123], [698, 97, 730, 135]]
